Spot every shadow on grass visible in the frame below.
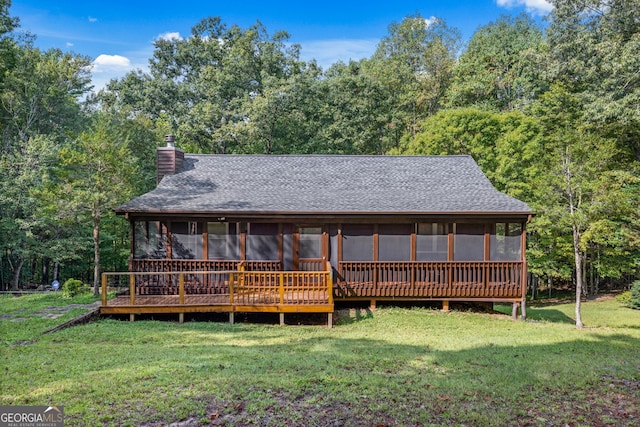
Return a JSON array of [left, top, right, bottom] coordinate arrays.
[[525, 307, 575, 324], [5, 311, 640, 427], [57, 324, 640, 426]]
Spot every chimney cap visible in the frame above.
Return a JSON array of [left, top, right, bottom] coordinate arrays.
[[164, 134, 176, 148]]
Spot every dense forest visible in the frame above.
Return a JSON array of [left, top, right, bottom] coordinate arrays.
[[1, 0, 639, 306]]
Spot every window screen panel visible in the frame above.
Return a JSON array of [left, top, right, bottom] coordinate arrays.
[[416, 223, 448, 261], [208, 222, 239, 260], [490, 223, 522, 261], [247, 223, 279, 260], [453, 223, 484, 261], [342, 224, 374, 261], [134, 221, 166, 259], [299, 227, 322, 259], [172, 222, 203, 259], [378, 224, 412, 261]]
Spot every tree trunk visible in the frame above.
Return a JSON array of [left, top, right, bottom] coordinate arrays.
[[42, 257, 50, 287], [573, 224, 584, 329], [93, 213, 101, 296], [53, 261, 59, 282], [11, 258, 25, 291]]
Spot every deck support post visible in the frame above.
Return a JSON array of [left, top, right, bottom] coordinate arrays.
[[229, 312, 234, 325], [130, 314, 135, 322], [370, 299, 377, 310], [327, 312, 333, 329], [178, 313, 184, 324], [279, 313, 285, 326], [512, 302, 518, 320], [521, 299, 527, 321], [442, 300, 449, 312]]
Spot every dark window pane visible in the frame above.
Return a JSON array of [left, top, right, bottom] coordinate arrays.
[[416, 223, 448, 261], [454, 223, 484, 261], [342, 224, 373, 261], [378, 224, 412, 261], [247, 223, 279, 260], [172, 222, 203, 259]]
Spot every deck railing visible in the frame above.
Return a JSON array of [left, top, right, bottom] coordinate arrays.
[[130, 259, 282, 273], [102, 262, 333, 312], [336, 261, 525, 299], [125, 259, 525, 301]]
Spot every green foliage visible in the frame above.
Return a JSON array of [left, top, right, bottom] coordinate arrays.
[[446, 14, 546, 111], [62, 278, 87, 298], [630, 281, 640, 309], [616, 291, 632, 307]]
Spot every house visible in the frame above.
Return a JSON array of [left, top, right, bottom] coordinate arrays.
[[101, 136, 532, 326]]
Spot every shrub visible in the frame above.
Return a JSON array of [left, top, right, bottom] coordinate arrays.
[[630, 281, 640, 310], [616, 291, 632, 307], [62, 278, 87, 298]]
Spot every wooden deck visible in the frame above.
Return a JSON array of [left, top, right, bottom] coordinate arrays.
[[101, 263, 335, 326], [102, 259, 527, 323]]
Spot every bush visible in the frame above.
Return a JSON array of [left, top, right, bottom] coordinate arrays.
[[62, 278, 87, 298], [616, 291, 632, 307], [630, 281, 640, 310]]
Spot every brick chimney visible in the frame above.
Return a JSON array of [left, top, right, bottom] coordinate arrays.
[[156, 135, 184, 185]]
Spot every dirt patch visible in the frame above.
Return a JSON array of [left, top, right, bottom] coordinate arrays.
[[1, 301, 100, 321]]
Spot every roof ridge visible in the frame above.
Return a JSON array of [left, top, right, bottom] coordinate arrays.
[[185, 153, 474, 158]]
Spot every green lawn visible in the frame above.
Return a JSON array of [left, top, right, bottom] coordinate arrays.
[[1, 293, 638, 426]]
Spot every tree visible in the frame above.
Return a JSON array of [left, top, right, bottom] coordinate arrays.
[[99, 17, 315, 155], [315, 60, 391, 154], [446, 14, 546, 111], [393, 107, 542, 194], [0, 39, 91, 289], [547, 0, 640, 161], [370, 15, 461, 146], [58, 114, 138, 295], [530, 84, 639, 328]]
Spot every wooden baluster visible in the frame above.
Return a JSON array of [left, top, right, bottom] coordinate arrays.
[[129, 274, 135, 306]]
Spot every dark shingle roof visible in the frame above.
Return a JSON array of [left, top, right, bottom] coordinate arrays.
[[115, 155, 531, 215]]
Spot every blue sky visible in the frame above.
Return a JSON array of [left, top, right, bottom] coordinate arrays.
[[10, 0, 552, 91]]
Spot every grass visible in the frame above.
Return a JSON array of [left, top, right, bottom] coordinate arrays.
[[1, 294, 639, 426]]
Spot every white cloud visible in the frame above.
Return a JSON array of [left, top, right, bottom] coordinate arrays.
[[424, 16, 439, 28], [496, 0, 553, 14], [88, 16, 97, 23], [157, 31, 182, 41], [90, 54, 139, 92], [66, 42, 74, 47], [93, 54, 131, 70], [298, 39, 379, 70]]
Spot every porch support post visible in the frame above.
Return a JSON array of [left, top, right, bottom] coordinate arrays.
[[130, 314, 135, 322], [101, 273, 107, 307], [521, 298, 527, 321], [327, 312, 333, 329], [279, 313, 285, 326], [512, 302, 518, 320], [229, 312, 234, 325], [443, 300, 449, 312], [179, 313, 184, 324], [370, 299, 376, 310]]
